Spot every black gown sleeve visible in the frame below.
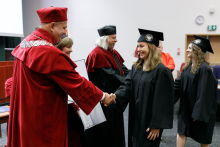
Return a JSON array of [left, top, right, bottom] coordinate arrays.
[[114, 67, 133, 112], [174, 76, 181, 104], [149, 68, 174, 129], [191, 68, 217, 122], [94, 67, 125, 93], [122, 64, 130, 76]]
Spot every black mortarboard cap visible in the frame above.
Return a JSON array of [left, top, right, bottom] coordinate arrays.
[[191, 35, 214, 54], [137, 28, 164, 47], [98, 25, 116, 37]]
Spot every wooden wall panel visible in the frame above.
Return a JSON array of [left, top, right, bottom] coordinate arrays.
[[0, 61, 14, 66]]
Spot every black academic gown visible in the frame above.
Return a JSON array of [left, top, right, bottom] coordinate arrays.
[[115, 63, 174, 147], [85, 49, 129, 147], [174, 62, 217, 144]]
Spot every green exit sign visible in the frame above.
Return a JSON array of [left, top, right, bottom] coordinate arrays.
[[207, 25, 217, 31]]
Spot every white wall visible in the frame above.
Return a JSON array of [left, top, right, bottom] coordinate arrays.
[[0, 0, 23, 37], [22, 0, 220, 78]]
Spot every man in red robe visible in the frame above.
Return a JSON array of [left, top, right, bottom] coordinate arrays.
[[7, 6, 114, 147]]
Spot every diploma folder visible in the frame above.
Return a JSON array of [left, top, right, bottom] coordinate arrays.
[[68, 59, 106, 129]]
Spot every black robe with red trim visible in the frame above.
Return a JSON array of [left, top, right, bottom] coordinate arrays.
[[85, 46, 129, 147]]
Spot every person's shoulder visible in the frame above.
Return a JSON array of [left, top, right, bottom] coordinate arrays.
[[113, 49, 120, 54], [89, 46, 104, 56], [199, 62, 210, 69], [131, 64, 136, 70], [155, 63, 171, 74], [157, 63, 167, 70], [198, 62, 212, 72], [163, 52, 172, 57], [31, 45, 62, 56]]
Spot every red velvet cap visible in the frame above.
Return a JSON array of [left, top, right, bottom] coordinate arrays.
[[36, 6, 68, 23]]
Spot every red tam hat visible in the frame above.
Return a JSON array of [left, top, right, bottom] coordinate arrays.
[[36, 6, 68, 23]]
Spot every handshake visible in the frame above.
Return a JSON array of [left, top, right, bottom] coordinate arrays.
[[101, 93, 117, 106]]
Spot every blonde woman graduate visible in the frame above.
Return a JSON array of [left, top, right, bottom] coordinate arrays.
[[112, 29, 174, 147]]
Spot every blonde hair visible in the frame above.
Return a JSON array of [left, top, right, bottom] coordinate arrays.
[[56, 37, 73, 50], [96, 36, 109, 50], [134, 43, 162, 71], [183, 43, 212, 74]]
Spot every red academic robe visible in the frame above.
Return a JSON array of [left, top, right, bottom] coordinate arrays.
[[161, 52, 175, 71], [85, 46, 128, 147], [7, 28, 103, 147]]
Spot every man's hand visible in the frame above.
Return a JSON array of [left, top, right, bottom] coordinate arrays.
[[110, 93, 116, 99], [102, 93, 116, 106], [146, 128, 160, 141]]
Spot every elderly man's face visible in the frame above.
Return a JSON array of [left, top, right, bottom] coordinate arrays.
[[51, 21, 67, 43], [107, 34, 117, 50]]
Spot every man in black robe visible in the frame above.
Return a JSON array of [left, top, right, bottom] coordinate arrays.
[[85, 25, 129, 147]]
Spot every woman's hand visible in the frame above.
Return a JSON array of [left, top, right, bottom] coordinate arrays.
[[146, 128, 160, 141]]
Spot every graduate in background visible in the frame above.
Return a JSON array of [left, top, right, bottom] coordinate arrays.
[[56, 36, 86, 147], [174, 35, 217, 147], [157, 41, 175, 72], [112, 29, 174, 147], [85, 25, 129, 147], [7, 7, 115, 147]]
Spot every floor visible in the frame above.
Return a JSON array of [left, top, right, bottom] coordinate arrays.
[[0, 101, 220, 146]]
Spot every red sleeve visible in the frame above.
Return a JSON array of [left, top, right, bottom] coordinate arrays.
[[86, 46, 120, 72], [48, 70, 103, 115], [5, 77, 13, 97], [165, 53, 175, 70]]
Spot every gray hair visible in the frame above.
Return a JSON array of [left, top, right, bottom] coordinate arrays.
[[96, 36, 109, 50]]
